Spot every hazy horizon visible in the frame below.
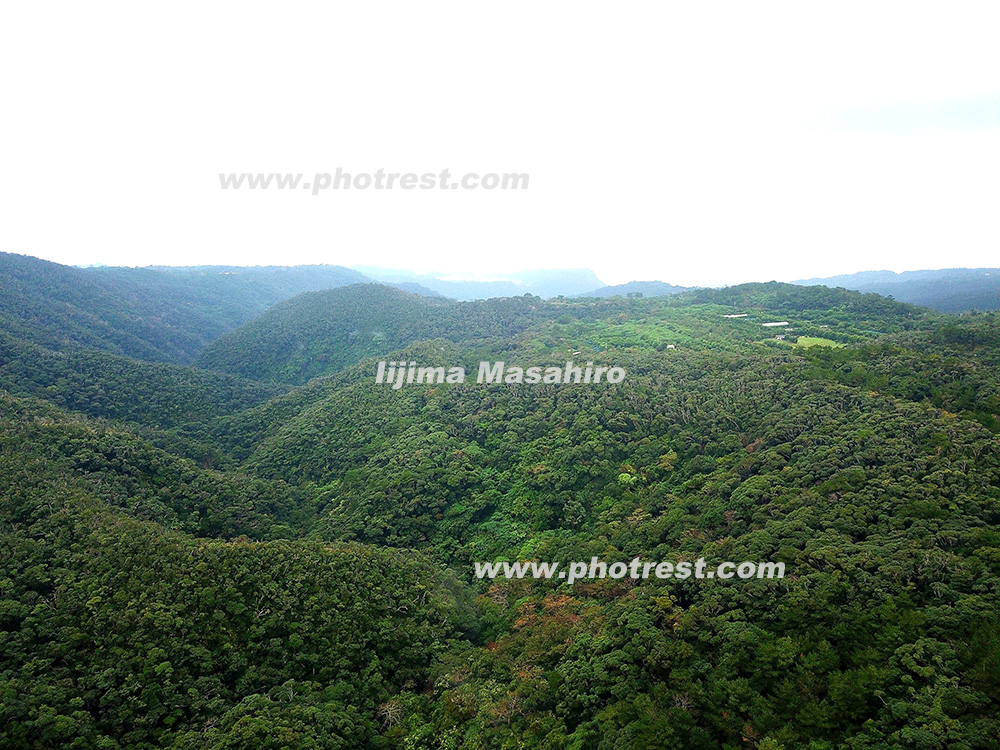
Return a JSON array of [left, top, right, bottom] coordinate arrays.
[[46, 255, 1000, 292], [4, 3, 999, 287], [16, 249, 1000, 291]]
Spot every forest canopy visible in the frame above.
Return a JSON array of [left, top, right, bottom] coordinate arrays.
[[2, 262, 999, 748]]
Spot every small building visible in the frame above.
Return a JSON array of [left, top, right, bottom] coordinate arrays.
[[762, 321, 789, 327]]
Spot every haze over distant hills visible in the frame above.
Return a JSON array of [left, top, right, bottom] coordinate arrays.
[[794, 268, 1000, 312], [582, 280, 693, 298], [352, 266, 1000, 311], [353, 266, 606, 299]]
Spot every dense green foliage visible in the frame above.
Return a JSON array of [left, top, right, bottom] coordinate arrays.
[[2, 266, 1000, 748], [0, 252, 365, 363], [0, 452, 473, 748], [197, 285, 560, 384], [0, 331, 283, 431], [198, 281, 929, 385], [0, 393, 310, 538]]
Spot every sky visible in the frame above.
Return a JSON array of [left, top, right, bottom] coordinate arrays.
[[2, 2, 999, 288]]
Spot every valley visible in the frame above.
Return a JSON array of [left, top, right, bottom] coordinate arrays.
[[1, 255, 999, 748]]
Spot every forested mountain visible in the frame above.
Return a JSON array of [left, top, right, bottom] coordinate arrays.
[[2, 262, 1000, 748], [0, 253, 366, 363], [0, 329, 282, 433], [197, 281, 929, 386], [0, 396, 473, 747], [794, 268, 1000, 312], [197, 284, 563, 384]]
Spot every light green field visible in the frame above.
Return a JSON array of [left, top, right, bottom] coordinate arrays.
[[793, 336, 845, 349]]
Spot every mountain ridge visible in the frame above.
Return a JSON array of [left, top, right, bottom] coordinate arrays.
[[793, 267, 1000, 312]]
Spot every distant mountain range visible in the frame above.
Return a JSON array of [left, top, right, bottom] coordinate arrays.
[[794, 268, 1000, 312], [353, 266, 1000, 311], [352, 266, 606, 299], [4, 252, 998, 371], [581, 280, 692, 298]]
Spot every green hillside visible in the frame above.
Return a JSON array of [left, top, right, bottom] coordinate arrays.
[[197, 281, 930, 385], [0, 421, 473, 748], [2, 264, 1000, 748], [0, 330, 283, 431], [196, 284, 558, 384], [0, 253, 366, 363]]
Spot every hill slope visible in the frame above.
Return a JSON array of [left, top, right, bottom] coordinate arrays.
[[196, 284, 560, 383], [0, 395, 473, 747], [0, 329, 283, 434], [794, 268, 1000, 312], [202, 304, 1000, 748], [4, 274, 1000, 748], [199, 281, 933, 385], [0, 253, 367, 362]]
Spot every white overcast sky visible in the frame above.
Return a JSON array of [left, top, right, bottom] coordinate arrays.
[[2, 2, 999, 287]]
